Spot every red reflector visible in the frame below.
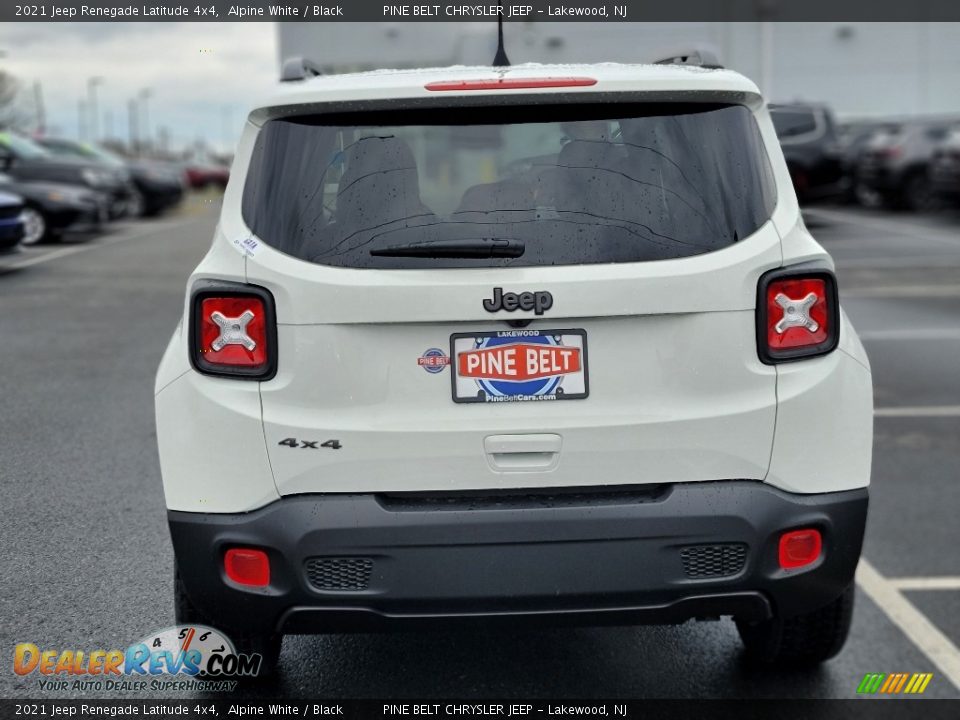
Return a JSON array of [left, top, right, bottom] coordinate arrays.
[[224, 548, 270, 587], [778, 529, 822, 570], [425, 77, 597, 92], [200, 296, 268, 368], [766, 277, 830, 351]]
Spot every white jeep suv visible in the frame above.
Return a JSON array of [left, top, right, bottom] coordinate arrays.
[[155, 59, 873, 676]]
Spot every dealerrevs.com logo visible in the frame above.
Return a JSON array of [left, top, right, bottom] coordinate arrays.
[[13, 625, 258, 692]]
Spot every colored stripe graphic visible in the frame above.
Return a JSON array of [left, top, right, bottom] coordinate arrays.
[[857, 672, 933, 694], [906, 673, 934, 694], [893, 673, 910, 693], [857, 673, 885, 693]]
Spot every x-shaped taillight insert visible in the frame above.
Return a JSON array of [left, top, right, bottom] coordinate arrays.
[[210, 310, 257, 351], [773, 292, 819, 334]]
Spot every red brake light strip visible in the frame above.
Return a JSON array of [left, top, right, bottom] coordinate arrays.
[[425, 77, 598, 91]]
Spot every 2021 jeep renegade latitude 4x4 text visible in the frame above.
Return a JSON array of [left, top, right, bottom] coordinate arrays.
[[155, 62, 872, 676]]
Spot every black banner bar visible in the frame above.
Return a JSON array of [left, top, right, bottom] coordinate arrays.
[[2, 699, 959, 720], [6, 0, 960, 22]]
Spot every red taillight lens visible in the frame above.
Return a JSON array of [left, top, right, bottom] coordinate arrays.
[[778, 529, 822, 570], [425, 77, 597, 91], [200, 296, 268, 368], [190, 285, 276, 379], [767, 278, 829, 350], [758, 270, 839, 364], [224, 548, 270, 587]]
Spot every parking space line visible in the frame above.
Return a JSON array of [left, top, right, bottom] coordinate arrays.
[[875, 406, 960, 418], [835, 258, 960, 269], [859, 329, 960, 341], [2, 217, 202, 271], [889, 577, 960, 591], [856, 558, 960, 691], [842, 286, 960, 298], [806, 208, 960, 246]]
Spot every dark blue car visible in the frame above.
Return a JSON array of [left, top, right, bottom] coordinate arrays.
[[0, 190, 25, 254]]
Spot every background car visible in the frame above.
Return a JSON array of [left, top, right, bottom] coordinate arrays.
[[0, 190, 25, 254], [183, 160, 229, 189], [36, 137, 185, 217], [930, 128, 960, 205], [857, 119, 960, 211], [0, 132, 130, 220], [836, 121, 898, 206], [769, 102, 848, 203], [0, 172, 103, 245]]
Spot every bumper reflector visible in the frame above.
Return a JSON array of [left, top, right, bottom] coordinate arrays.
[[778, 529, 822, 569], [224, 548, 270, 587]]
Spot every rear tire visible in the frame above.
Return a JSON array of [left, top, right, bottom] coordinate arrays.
[[854, 183, 883, 209], [20, 206, 50, 245], [736, 585, 854, 666], [901, 171, 941, 212], [174, 567, 281, 678], [127, 189, 146, 218]]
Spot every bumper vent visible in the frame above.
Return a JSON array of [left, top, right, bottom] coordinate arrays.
[[305, 557, 374, 591], [679, 543, 747, 578]]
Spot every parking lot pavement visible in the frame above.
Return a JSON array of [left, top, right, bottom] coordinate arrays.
[[1, 203, 958, 699], [807, 205, 960, 695], [0, 191, 217, 274]]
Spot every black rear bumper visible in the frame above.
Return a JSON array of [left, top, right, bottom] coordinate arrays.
[[46, 204, 102, 233], [136, 180, 183, 214], [168, 481, 868, 636]]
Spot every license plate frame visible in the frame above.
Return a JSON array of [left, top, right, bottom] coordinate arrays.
[[449, 328, 589, 404]]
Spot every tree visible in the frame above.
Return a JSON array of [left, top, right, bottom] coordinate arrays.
[[0, 70, 32, 131]]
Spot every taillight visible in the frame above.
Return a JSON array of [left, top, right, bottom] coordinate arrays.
[[757, 268, 839, 364], [190, 283, 277, 379]]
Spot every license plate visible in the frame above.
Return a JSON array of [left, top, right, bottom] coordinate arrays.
[[450, 329, 589, 404]]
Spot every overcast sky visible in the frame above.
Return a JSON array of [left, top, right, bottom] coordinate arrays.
[[0, 22, 277, 153]]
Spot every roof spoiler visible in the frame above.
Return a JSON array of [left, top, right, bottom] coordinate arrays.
[[280, 56, 323, 82], [653, 49, 724, 70]]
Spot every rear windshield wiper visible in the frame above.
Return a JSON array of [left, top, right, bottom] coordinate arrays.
[[370, 238, 525, 258]]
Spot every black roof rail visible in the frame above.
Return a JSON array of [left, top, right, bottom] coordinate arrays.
[[653, 49, 724, 70], [280, 56, 323, 82]]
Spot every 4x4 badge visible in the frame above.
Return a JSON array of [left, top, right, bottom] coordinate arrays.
[[483, 288, 553, 315]]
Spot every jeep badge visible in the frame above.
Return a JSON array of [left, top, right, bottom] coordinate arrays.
[[483, 288, 553, 315]]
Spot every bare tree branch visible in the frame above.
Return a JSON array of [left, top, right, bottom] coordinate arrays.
[[0, 70, 33, 131]]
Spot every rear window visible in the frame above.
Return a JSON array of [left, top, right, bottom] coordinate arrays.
[[923, 125, 952, 142], [770, 109, 819, 139], [242, 103, 776, 269]]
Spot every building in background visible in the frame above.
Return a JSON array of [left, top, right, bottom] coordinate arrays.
[[278, 22, 960, 119]]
